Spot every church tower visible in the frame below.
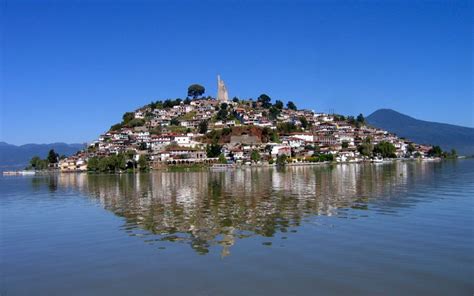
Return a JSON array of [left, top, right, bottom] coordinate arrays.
[[217, 75, 229, 102]]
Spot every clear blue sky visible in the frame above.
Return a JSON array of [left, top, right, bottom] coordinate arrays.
[[1, 0, 472, 145]]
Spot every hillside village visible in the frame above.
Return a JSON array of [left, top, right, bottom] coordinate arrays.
[[59, 76, 436, 172]]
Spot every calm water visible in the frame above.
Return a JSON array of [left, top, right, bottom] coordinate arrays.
[[1, 160, 473, 295]]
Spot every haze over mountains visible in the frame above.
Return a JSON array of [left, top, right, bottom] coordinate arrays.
[[0, 142, 85, 171], [367, 109, 474, 156]]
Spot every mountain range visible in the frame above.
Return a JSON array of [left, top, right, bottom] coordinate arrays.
[[366, 109, 474, 156], [0, 142, 85, 171]]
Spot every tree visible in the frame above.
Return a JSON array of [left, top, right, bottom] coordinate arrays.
[[356, 113, 365, 124], [428, 146, 443, 157], [87, 157, 99, 172], [138, 155, 149, 171], [216, 108, 228, 121], [170, 117, 180, 126], [110, 123, 123, 131], [47, 149, 59, 164], [407, 143, 416, 154], [187, 84, 205, 98], [287, 101, 297, 110], [122, 112, 135, 124], [299, 116, 309, 129], [276, 154, 287, 166], [184, 98, 192, 105], [268, 106, 281, 120], [150, 126, 163, 135], [232, 97, 239, 103], [274, 100, 284, 109], [251, 150, 261, 162], [126, 118, 145, 127], [342, 141, 349, 149], [218, 153, 227, 164], [374, 141, 397, 158], [198, 120, 208, 134], [257, 94, 272, 108], [206, 144, 222, 158], [357, 140, 373, 157]]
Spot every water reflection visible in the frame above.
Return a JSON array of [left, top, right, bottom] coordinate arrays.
[[52, 161, 442, 256]]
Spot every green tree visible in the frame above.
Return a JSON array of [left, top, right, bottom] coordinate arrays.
[[47, 149, 59, 164], [122, 112, 135, 124], [407, 143, 416, 154], [206, 144, 222, 158], [268, 106, 281, 120], [257, 94, 272, 108], [232, 97, 239, 103], [274, 100, 284, 109], [138, 155, 149, 171], [216, 108, 228, 121], [187, 84, 205, 98], [374, 141, 397, 158], [198, 120, 208, 134], [357, 138, 374, 157], [287, 101, 297, 110], [428, 146, 443, 157], [299, 116, 309, 129], [87, 157, 99, 172], [170, 117, 180, 126], [276, 154, 287, 166], [342, 141, 349, 149], [218, 153, 227, 164], [356, 113, 365, 124], [110, 123, 123, 131], [251, 150, 261, 162], [126, 118, 145, 127]]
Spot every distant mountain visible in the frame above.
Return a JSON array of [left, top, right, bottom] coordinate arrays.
[[366, 109, 474, 156], [0, 142, 85, 171]]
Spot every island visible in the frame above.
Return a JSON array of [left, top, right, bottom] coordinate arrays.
[[24, 76, 457, 174]]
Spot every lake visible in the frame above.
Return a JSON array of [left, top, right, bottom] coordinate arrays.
[[1, 160, 473, 295]]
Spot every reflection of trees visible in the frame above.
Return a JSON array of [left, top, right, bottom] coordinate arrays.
[[55, 161, 441, 256]]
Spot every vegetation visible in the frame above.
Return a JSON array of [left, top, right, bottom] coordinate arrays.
[[257, 94, 272, 108], [87, 152, 139, 173], [357, 138, 374, 157], [218, 153, 227, 164], [287, 101, 297, 110], [47, 149, 59, 164], [276, 154, 288, 166], [187, 84, 205, 98], [373, 141, 397, 158], [198, 120, 208, 134], [27, 149, 59, 170], [138, 155, 149, 171], [277, 122, 300, 134], [206, 144, 222, 158], [250, 150, 261, 163]]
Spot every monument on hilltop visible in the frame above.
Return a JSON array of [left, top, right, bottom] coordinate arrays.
[[217, 75, 229, 102]]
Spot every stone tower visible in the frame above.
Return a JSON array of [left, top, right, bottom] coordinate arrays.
[[217, 75, 229, 102]]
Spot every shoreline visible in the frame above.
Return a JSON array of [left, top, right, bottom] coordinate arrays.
[[2, 157, 453, 176]]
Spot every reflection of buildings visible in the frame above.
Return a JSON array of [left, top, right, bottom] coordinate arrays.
[[55, 161, 439, 256]]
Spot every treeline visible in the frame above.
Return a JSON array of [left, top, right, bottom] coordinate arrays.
[[87, 152, 149, 173], [28, 149, 62, 170]]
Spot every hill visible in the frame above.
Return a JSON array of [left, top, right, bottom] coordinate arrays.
[[0, 142, 85, 171], [366, 109, 474, 156]]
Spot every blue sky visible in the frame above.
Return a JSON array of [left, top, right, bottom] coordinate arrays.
[[1, 0, 472, 145]]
